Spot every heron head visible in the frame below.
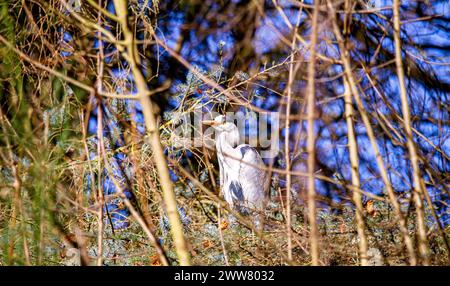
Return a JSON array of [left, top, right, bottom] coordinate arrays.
[[203, 115, 239, 145], [203, 115, 235, 131], [212, 115, 226, 125]]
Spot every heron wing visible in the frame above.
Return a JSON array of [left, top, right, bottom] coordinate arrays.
[[229, 181, 244, 203], [235, 144, 268, 210]]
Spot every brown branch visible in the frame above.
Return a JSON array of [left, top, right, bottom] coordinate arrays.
[[112, 0, 191, 266], [393, 0, 430, 265], [327, 0, 418, 266], [306, 0, 320, 266]]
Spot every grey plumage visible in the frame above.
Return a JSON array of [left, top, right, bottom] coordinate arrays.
[[204, 115, 269, 216], [229, 181, 244, 202]]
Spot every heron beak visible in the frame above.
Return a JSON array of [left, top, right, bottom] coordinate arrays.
[[202, 120, 217, 126]]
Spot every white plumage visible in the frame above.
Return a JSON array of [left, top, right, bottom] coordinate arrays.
[[204, 115, 269, 215]]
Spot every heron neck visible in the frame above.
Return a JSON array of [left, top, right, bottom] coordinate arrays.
[[216, 132, 239, 165]]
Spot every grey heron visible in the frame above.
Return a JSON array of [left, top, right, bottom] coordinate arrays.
[[203, 115, 269, 218]]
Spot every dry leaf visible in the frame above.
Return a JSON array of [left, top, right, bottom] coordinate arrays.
[[202, 239, 214, 249], [150, 254, 162, 266], [366, 200, 377, 217], [219, 219, 229, 230]]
